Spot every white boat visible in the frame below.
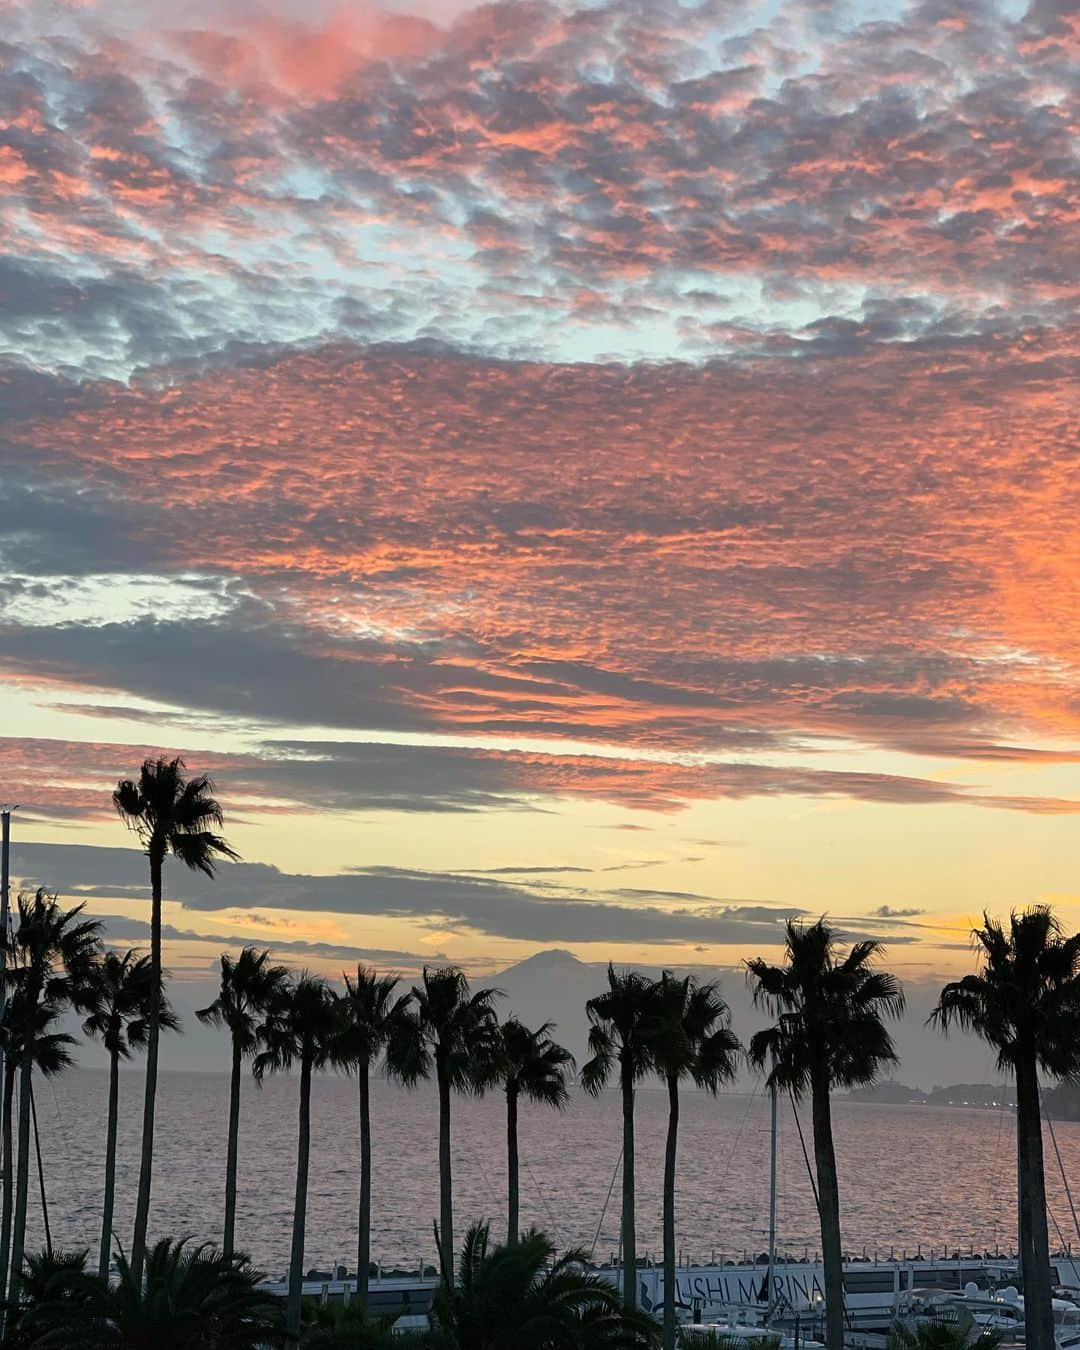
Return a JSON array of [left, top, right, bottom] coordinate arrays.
[[897, 1281, 1080, 1349]]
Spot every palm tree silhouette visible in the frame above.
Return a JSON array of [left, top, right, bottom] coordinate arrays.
[[747, 918, 904, 1350], [647, 973, 740, 1350], [0, 997, 76, 1316], [932, 907, 1080, 1350], [491, 1017, 574, 1246], [254, 972, 341, 1349], [580, 965, 657, 1308], [84, 949, 180, 1279], [433, 1220, 660, 1350], [14, 1238, 283, 1348], [1, 889, 101, 1310], [388, 966, 501, 1281], [196, 947, 290, 1260], [113, 756, 238, 1280], [337, 965, 412, 1302]]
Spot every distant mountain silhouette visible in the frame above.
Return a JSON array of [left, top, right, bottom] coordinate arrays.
[[480, 948, 607, 1063]]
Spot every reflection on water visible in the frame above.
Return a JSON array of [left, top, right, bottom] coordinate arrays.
[[26, 1068, 1073, 1279]]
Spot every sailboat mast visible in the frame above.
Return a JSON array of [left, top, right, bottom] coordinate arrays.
[[768, 1079, 778, 1308]]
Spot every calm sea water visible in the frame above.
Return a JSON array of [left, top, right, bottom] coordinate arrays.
[[22, 1069, 1080, 1280]]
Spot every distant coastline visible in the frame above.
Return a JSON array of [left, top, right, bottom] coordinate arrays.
[[845, 1078, 1080, 1121]]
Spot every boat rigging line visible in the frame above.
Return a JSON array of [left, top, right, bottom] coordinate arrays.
[[523, 1152, 564, 1248], [590, 1144, 623, 1262], [787, 1091, 820, 1212], [1042, 1086, 1080, 1248]]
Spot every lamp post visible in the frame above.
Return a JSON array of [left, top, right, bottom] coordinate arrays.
[[0, 804, 18, 1088]]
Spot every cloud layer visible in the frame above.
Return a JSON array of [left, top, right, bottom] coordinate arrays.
[[12, 840, 915, 949], [0, 0, 1076, 964], [2, 334, 1077, 775], [1, 0, 1076, 372]]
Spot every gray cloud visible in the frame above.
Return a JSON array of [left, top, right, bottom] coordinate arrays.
[[10, 840, 913, 948], [94, 913, 443, 967]]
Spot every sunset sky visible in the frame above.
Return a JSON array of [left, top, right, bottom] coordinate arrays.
[[0, 0, 1077, 1051]]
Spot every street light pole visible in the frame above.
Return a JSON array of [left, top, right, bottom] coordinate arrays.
[[0, 805, 17, 1090]]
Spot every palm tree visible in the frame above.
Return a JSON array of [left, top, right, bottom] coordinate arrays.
[[113, 756, 238, 1280], [254, 972, 341, 1350], [12, 1238, 283, 1348], [0, 999, 76, 1318], [931, 908, 1080, 1350], [888, 1324, 1002, 1350], [491, 1018, 574, 1246], [337, 966, 412, 1302], [747, 919, 904, 1350], [2, 889, 101, 1311], [196, 948, 289, 1260], [580, 965, 658, 1309], [646, 974, 740, 1350], [433, 1219, 660, 1350], [387, 967, 501, 1281], [83, 950, 180, 1279]]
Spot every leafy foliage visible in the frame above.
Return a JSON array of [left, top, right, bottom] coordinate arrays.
[[3, 890, 102, 1016], [338, 966, 412, 1070], [197, 948, 290, 1057], [931, 907, 1080, 1078], [646, 973, 739, 1093], [10, 1240, 283, 1349], [432, 1221, 660, 1350], [253, 974, 341, 1080], [113, 757, 238, 874], [492, 1019, 574, 1106], [389, 968, 501, 1092], [887, 1321, 1003, 1350], [580, 966, 658, 1095], [746, 918, 905, 1095], [84, 950, 180, 1059]]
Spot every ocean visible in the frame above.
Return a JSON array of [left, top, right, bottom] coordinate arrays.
[[21, 1068, 1080, 1281]]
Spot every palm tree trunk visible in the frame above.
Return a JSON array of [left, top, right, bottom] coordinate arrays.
[[437, 1067, 454, 1284], [506, 1083, 519, 1246], [621, 1063, 637, 1310], [810, 1070, 844, 1350], [0, 1058, 16, 1322], [7, 1048, 33, 1308], [357, 1058, 371, 1302], [99, 1049, 120, 1280], [132, 848, 163, 1281], [223, 1034, 242, 1260], [1016, 1058, 1055, 1350], [1018, 1126, 1033, 1276], [286, 1055, 313, 1350], [662, 1073, 679, 1350]]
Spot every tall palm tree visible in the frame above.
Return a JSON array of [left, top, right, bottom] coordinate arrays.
[[647, 973, 740, 1350], [254, 972, 341, 1350], [113, 756, 238, 1280], [337, 965, 412, 1302], [580, 965, 657, 1309], [387, 967, 501, 1281], [1, 889, 100, 1311], [0, 998, 76, 1316], [931, 907, 1080, 1350], [491, 1018, 574, 1246], [196, 947, 290, 1260], [433, 1220, 660, 1350], [747, 919, 904, 1350], [83, 949, 180, 1279]]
